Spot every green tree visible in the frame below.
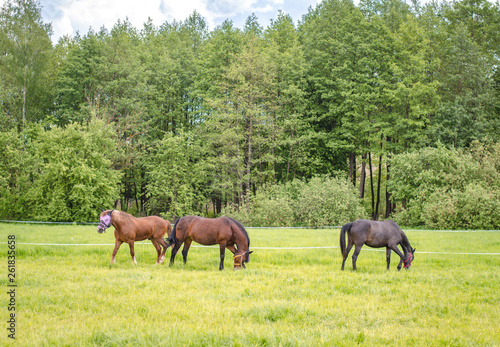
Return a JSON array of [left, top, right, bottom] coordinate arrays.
[[299, 0, 361, 177], [429, 25, 498, 147], [264, 11, 310, 182], [203, 32, 281, 205], [144, 130, 208, 219], [0, 128, 41, 218], [0, 0, 53, 129], [445, 0, 500, 55], [193, 20, 245, 210], [24, 119, 121, 222], [194, 20, 243, 102]]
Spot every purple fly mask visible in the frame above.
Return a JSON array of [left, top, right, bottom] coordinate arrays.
[[97, 210, 113, 233]]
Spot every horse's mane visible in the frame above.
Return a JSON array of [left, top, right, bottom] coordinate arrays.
[[226, 217, 250, 247], [112, 210, 134, 224], [401, 231, 412, 250]]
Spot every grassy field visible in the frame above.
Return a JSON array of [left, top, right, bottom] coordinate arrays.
[[0, 222, 499, 346]]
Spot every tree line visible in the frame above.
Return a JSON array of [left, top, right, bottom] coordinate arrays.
[[0, 0, 499, 228]]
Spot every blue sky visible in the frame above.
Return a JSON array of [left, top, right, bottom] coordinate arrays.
[[1, 0, 322, 43]]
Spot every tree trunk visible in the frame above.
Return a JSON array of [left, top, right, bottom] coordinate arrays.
[[286, 131, 294, 182], [385, 161, 392, 218], [216, 197, 222, 214], [140, 168, 147, 213], [369, 152, 375, 219], [349, 152, 356, 187], [133, 181, 139, 212], [23, 64, 27, 127], [246, 116, 253, 207], [359, 153, 366, 199], [375, 154, 382, 220]]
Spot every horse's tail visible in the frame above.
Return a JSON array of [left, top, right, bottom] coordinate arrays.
[[166, 220, 173, 241], [340, 222, 353, 258], [166, 218, 180, 247]]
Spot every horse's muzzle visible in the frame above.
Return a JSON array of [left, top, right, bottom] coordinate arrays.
[[97, 226, 106, 233]]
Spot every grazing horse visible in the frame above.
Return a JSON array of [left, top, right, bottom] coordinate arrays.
[[166, 215, 252, 270], [97, 209, 172, 264], [340, 219, 415, 271]]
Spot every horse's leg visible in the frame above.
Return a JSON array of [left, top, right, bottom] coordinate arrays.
[[158, 239, 168, 264], [227, 245, 237, 255], [389, 245, 406, 271], [128, 241, 137, 264], [341, 243, 353, 270], [181, 239, 192, 264], [386, 247, 391, 270], [219, 242, 226, 270], [111, 240, 123, 264], [351, 244, 363, 271], [151, 239, 162, 264]]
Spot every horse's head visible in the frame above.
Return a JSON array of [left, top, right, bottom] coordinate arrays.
[[233, 250, 253, 269], [403, 248, 416, 269], [97, 209, 114, 233]]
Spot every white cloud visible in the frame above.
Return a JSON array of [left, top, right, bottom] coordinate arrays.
[[0, 0, 320, 42]]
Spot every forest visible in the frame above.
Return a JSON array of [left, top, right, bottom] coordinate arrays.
[[0, 0, 499, 229]]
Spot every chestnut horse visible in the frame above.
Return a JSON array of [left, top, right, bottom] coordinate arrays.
[[166, 215, 252, 270], [97, 209, 172, 264], [340, 219, 415, 271]]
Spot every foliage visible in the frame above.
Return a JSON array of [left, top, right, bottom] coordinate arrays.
[[422, 184, 500, 229], [0, 128, 40, 218], [388, 142, 500, 229], [143, 130, 208, 220], [292, 176, 368, 226], [0, 0, 54, 130], [0, 119, 121, 221], [223, 176, 367, 227]]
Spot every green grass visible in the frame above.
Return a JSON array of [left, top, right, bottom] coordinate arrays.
[[0, 223, 499, 346]]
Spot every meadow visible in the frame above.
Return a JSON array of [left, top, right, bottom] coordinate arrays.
[[0, 222, 499, 346]]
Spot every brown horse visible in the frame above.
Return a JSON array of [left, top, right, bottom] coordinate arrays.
[[166, 215, 252, 270], [340, 219, 415, 271], [97, 209, 172, 264]]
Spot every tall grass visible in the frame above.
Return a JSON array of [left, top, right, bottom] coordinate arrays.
[[1, 223, 499, 346]]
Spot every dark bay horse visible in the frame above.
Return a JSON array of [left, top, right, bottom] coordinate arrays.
[[166, 215, 252, 270], [97, 209, 172, 264], [340, 219, 415, 271]]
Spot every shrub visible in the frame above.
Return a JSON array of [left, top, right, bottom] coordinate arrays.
[[251, 184, 295, 227], [292, 176, 366, 227], [0, 120, 121, 222], [24, 119, 121, 222], [390, 142, 500, 229], [222, 175, 367, 227], [455, 184, 500, 230]]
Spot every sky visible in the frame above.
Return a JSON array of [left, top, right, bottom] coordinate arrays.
[[0, 0, 322, 43]]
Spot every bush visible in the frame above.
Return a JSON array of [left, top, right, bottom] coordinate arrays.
[[292, 176, 366, 227], [389, 142, 500, 229], [422, 184, 500, 230], [223, 176, 367, 227], [0, 119, 121, 222], [251, 184, 295, 227]]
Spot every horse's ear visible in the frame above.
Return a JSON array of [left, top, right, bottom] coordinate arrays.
[[101, 209, 105, 212]]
